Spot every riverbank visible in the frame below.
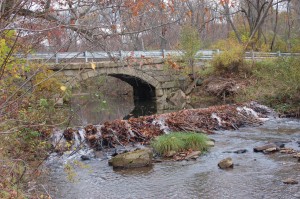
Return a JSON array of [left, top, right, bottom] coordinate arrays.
[[189, 57, 300, 118]]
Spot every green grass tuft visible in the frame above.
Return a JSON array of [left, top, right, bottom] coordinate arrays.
[[151, 132, 209, 156]]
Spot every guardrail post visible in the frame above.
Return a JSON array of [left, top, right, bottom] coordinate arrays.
[[84, 51, 88, 62], [251, 50, 254, 61], [161, 49, 165, 58], [119, 50, 123, 61], [277, 51, 281, 57], [217, 49, 220, 54], [55, 53, 59, 64]]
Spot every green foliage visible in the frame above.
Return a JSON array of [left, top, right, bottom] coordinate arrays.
[[151, 134, 185, 155], [211, 42, 245, 74], [183, 133, 209, 151], [151, 132, 209, 156], [1, 128, 51, 161], [179, 25, 201, 76], [197, 64, 215, 78], [237, 57, 300, 114], [180, 25, 201, 60]]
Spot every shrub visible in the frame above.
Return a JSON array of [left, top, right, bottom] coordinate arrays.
[[211, 44, 244, 74], [151, 132, 209, 156]]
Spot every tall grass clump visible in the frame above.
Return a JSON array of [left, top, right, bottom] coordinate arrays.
[[183, 133, 209, 151], [151, 132, 209, 156]]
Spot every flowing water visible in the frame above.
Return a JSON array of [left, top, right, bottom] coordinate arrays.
[[43, 117, 300, 199]]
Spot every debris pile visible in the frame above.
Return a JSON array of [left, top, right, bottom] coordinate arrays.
[[55, 102, 271, 150]]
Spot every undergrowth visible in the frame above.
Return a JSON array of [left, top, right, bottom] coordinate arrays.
[[236, 57, 300, 116]]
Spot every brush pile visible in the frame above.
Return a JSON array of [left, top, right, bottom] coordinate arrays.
[[61, 102, 273, 149]]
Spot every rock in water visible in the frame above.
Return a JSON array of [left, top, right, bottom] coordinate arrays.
[[233, 149, 248, 154], [185, 151, 202, 160], [165, 150, 176, 157], [263, 147, 278, 154], [81, 155, 90, 161], [109, 149, 153, 169], [282, 178, 298, 185], [253, 143, 278, 152], [206, 140, 215, 147], [218, 157, 234, 169]]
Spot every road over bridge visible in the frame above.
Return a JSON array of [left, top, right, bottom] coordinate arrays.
[[26, 50, 299, 110]]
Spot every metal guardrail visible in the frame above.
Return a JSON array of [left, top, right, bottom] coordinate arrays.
[[21, 50, 300, 64]]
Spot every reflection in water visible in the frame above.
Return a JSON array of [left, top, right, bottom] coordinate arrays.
[[123, 100, 157, 120], [70, 93, 158, 125]]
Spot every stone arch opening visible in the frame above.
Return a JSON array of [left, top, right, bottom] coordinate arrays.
[[109, 74, 156, 101]]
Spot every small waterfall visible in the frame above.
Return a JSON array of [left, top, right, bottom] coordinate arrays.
[[152, 117, 170, 134], [211, 113, 222, 126], [78, 129, 86, 142]]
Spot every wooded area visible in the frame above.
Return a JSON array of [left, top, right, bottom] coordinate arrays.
[[1, 0, 300, 53]]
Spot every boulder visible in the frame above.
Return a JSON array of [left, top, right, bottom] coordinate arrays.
[[109, 149, 153, 169], [253, 143, 278, 153], [168, 90, 186, 107], [218, 157, 234, 169], [282, 178, 298, 185]]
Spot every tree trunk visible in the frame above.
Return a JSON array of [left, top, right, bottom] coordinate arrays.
[[270, 0, 279, 51]]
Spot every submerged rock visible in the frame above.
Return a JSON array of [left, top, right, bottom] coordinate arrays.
[[263, 147, 278, 154], [274, 141, 286, 148], [280, 148, 296, 154], [253, 143, 278, 153], [282, 178, 298, 185], [81, 155, 91, 161], [109, 149, 153, 169], [234, 149, 248, 154], [218, 157, 234, 169], [185, 151, 201, 160]]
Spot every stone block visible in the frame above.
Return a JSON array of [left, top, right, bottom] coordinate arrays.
[[161, 81, 176, 88]]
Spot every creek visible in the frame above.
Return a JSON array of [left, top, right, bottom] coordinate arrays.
[[42, 94, 300, 199]]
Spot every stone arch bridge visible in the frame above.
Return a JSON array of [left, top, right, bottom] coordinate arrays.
[[48, 58, 185, 104]]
